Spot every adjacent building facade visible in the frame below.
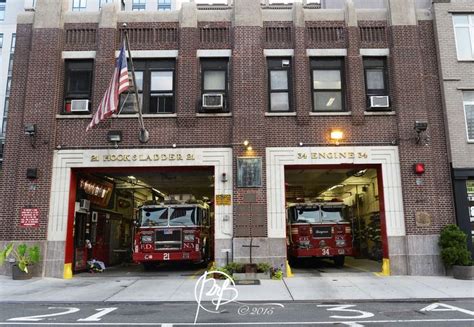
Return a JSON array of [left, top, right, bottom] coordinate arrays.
[[433, 0, 474, 255], [0, 0, 456, 278]]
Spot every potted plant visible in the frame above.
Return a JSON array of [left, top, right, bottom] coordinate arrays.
[[439, 225, 473, 280], [0, 243, 40, 280]]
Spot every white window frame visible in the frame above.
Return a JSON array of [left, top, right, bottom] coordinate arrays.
[[463, 92, 474, 142], [132, 0, 146, 11], [72, 0, 87, 12], [453, 14, 474, 61], [99, 0, 111, 9]]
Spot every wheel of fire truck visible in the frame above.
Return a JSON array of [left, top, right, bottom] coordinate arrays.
[[333, 255, 345, 268]]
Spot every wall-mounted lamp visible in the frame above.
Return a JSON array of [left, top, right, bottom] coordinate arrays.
[[330, 129, 344, 145], [221, 172, 228, 183], [242, 140, 253, 151], [24, 124, 37, 148], [107, 130, 122, 148], [172, 143, 177, 148], [414, 121, 428, 145]]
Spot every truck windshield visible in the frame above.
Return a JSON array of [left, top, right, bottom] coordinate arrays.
[[321, 206, 346, 223], [141, 208, 168, 227], [169, 207, 197, 226], [295, 207, 320, 223]]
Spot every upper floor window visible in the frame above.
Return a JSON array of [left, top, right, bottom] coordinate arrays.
[[464, 91, 474, 142], [200, 58, 229, 112], [72, 0, 87, 11], [132, 0, 146, 11], [0, 34, 3, 48], [0, 0, 5, 21], [267, 57, 292, 112], [10, 34, 15, 53], [311, 57, 344, 112], [120, 60, 175, 114], [364, 57, 390, 110], [158, 0, 171, 11], [453, 14, 474, 61], [99, 0, 111, 9], [64, 60, 93, 114]]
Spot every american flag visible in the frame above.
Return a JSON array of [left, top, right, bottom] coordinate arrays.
[[86, 42, 129, 131]]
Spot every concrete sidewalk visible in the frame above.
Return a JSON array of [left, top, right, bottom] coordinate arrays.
[[0, 275, 472, 303]]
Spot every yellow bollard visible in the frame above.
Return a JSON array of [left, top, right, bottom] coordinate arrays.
[[380, 258, 390, 276], [63, 263, 73, 279], [286, 260, 294, 277]]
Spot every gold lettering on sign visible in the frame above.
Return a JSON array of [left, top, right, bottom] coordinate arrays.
[[88, 153, 196, 162], [298, 153, 308, 159], [297, 152, 368, 160]]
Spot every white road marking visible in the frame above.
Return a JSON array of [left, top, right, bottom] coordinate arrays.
[[0, 318, 474, 325], [420, 302, 474, 316]]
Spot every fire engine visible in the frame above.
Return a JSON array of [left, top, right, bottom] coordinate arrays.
[[133, 198, 212, 268], [287, 201, 353, 267]]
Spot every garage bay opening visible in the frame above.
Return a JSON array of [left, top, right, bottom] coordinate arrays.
[[69, 167, 214, 276], [285, 166, 385, 275]]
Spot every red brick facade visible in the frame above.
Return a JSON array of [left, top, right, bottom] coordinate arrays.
[[0, 3, 454, 276]]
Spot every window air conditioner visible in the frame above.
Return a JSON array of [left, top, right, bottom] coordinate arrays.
[[70, 99, 90, 112], [79, 199, 90, 211], [202, 94, 224, 109], [369, 96, 390, 109]]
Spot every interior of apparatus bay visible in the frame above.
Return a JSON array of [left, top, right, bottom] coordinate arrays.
[[70, 165, 384, 276], [285, 166, 384, 275], [71, 167, 215, 276]]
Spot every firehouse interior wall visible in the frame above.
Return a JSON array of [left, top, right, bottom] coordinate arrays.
[[266, 146, 406, 274], [46, 148, 233, 278]]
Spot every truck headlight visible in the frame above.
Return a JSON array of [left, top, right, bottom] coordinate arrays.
[[141, 235, 153, 243], [336, 239, 346, 247], [184, 234, 195, 242]]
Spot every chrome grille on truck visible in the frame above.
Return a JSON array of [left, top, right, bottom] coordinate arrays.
[[155, 229, 182, 250]]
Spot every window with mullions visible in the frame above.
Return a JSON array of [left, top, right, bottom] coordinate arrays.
[[453, 15, 474, 61], [200, 58, 228, 112], [158, 0, 171, 11], [363, 57, 389, 108], [63, 60, 93, 114], [267, 58, 292, 112], [311, 58, 344, 112], [132, 0, 146, 11], [72, 0, 87, 11], [464, 91, 474, 142], [99, 0, 111, 9], [120, 60, 175, 114], [0, 0, 5, 22]]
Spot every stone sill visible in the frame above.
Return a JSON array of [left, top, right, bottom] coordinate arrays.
[[364, 111, 396, 116], [196, 113, 232, 117], [56, 114, 92, 119], [265, 112, 297, 116], [309, 111, 351, 116]]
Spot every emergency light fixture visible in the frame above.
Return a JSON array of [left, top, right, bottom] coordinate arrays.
[[414, 163, 425, 175]]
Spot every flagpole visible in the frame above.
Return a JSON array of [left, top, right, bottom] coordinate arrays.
[[122, 23, 149, 143]]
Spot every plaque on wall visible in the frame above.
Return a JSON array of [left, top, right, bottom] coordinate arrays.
[[237, 157, 262, 188]]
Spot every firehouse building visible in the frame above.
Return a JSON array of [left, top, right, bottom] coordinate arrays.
[[0, 0, 456, 278]]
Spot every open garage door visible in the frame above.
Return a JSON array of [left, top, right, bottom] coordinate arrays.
[[285, 166, 385, 276], [69, 167, 214, 277]]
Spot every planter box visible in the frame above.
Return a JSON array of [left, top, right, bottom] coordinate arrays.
[[233, 272, 271, 280], [453, 265, 474, 280], [11, 264, 32, 280]]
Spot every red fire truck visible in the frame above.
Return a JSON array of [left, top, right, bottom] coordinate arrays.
[[133, 200, 212, 268], [287, 201, 353, 267]]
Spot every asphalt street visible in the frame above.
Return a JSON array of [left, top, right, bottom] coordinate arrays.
[[0, 300, 473, 326]]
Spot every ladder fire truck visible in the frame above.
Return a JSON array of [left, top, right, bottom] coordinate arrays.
[[287, 201, 353, 267], [133, 198, 212, 268]]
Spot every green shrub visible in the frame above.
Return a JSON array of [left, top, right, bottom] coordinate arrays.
[[257, 262, 271, 273], [0, 243, 41, 273], [225, 262, 244, 274], [439, 225, 472, 267]]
